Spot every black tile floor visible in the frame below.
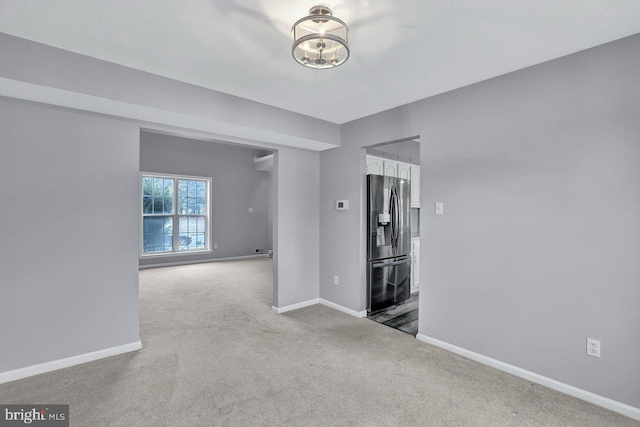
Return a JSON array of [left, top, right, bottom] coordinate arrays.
[[368, 292, 419, 336]]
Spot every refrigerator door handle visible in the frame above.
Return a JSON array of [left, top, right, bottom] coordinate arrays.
[[389, 189, 395, 250], [389, 186, 396, 250], [372, 257, 411, 268], [391, 186, 399, 248]]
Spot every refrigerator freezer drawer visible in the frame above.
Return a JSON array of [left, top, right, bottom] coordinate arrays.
[[367, 256, 412, 314]]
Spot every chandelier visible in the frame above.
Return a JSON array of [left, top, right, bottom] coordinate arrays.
[[291, 5, 350, 69]]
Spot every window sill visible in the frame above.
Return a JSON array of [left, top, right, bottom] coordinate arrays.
[[140, 249, 212, 259]]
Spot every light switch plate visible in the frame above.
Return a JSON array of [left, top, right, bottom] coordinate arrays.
[[435, 202, 444, 215]]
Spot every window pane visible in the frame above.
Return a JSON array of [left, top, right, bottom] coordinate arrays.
[[197, 181, 205, 198], [164, 179, 173, 197], [152, 234, 163, 252], [153, 191, 173, 214], [187, 198, 196, 214], [163, 233, 173, 252], [178, 180, 188, 199], [195, 197, 205, 214], [178, 180, 188, 214], [142, 177, 174, 215], [143, 196, 153, 214], [163, 196, 173, 214], [153, 197, 163, 214], [143, 216, 173, 253], [143, 178, 153, 196], [178, 180, 202, 198], [177, 180, 206, 215], [196, 216, 205, 233], [153, 178, 164, 196], [193, 233, 206, 249], [178, 215, 207, 251]]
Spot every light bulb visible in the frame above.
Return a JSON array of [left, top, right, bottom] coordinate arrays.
[[319, 27, 326, 35]]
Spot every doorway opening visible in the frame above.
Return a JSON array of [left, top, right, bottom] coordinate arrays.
[[364, 138, 420, 335], [137, 129, 276, 309]]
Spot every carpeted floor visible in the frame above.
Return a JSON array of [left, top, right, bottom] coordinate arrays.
[[1, 257, 637, 426]]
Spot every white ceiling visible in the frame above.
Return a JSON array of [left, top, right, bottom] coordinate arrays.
[[1, 0, 640, 124]]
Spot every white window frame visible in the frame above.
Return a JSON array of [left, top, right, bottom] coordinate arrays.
[[139, 172, 212, 257]]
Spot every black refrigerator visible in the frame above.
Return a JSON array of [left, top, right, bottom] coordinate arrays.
[[366, 174, 412, 314]]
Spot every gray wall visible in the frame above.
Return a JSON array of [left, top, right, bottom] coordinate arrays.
[[320, 142, 367, 311], [0, 33, 340, 151], [0, 32, 321, 307], [322, 33, 640, 408], [0, 36, 322, 374], [267, 171, 274, 251], [0, 98, 140, 372], [273, 149, 320, 307], [139, 131, 271, 266]]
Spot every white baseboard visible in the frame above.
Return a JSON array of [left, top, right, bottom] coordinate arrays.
[[272, 298, 320, 314], [0, 341, 142, 385], [271, 298, 367, 318], [139, 254, 268, 269], [319, 299, 367, 318], [416, 334, 640, 422]]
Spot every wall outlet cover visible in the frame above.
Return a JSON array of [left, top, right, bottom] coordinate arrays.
[[587, 338, 601, 358]]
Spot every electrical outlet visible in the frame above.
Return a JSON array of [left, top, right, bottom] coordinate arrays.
[[333, 276, 339, 285], [587, 338, 601, 358], [213, 243, 218, 249], [255, 248, 264, 253]]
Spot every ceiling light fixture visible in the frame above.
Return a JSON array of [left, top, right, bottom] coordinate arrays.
[[291, 5, 349, 69]]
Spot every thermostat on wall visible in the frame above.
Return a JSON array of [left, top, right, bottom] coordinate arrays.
[[336, 200, 349, 211]]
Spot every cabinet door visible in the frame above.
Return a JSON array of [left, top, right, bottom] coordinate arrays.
[[410, 257, 415, 291], [366, 156, 384, 176], [383, 160, 398, 177], [411, 239, 420, 292], [397, 162, 411, 180], [410, 165, 420, 207]]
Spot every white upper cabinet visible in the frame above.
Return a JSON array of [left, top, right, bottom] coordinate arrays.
[[383, 160, 398, 177], [397, 162, 411, 180], [366, 156, 419, 208], [410, 165, 420, 207], [366, 156, 384, 176]]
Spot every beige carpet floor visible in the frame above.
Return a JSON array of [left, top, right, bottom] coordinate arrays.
[[1, 257, 637, 426]]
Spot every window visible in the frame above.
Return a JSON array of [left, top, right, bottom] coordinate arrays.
[[141, 173, 211, 255]]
